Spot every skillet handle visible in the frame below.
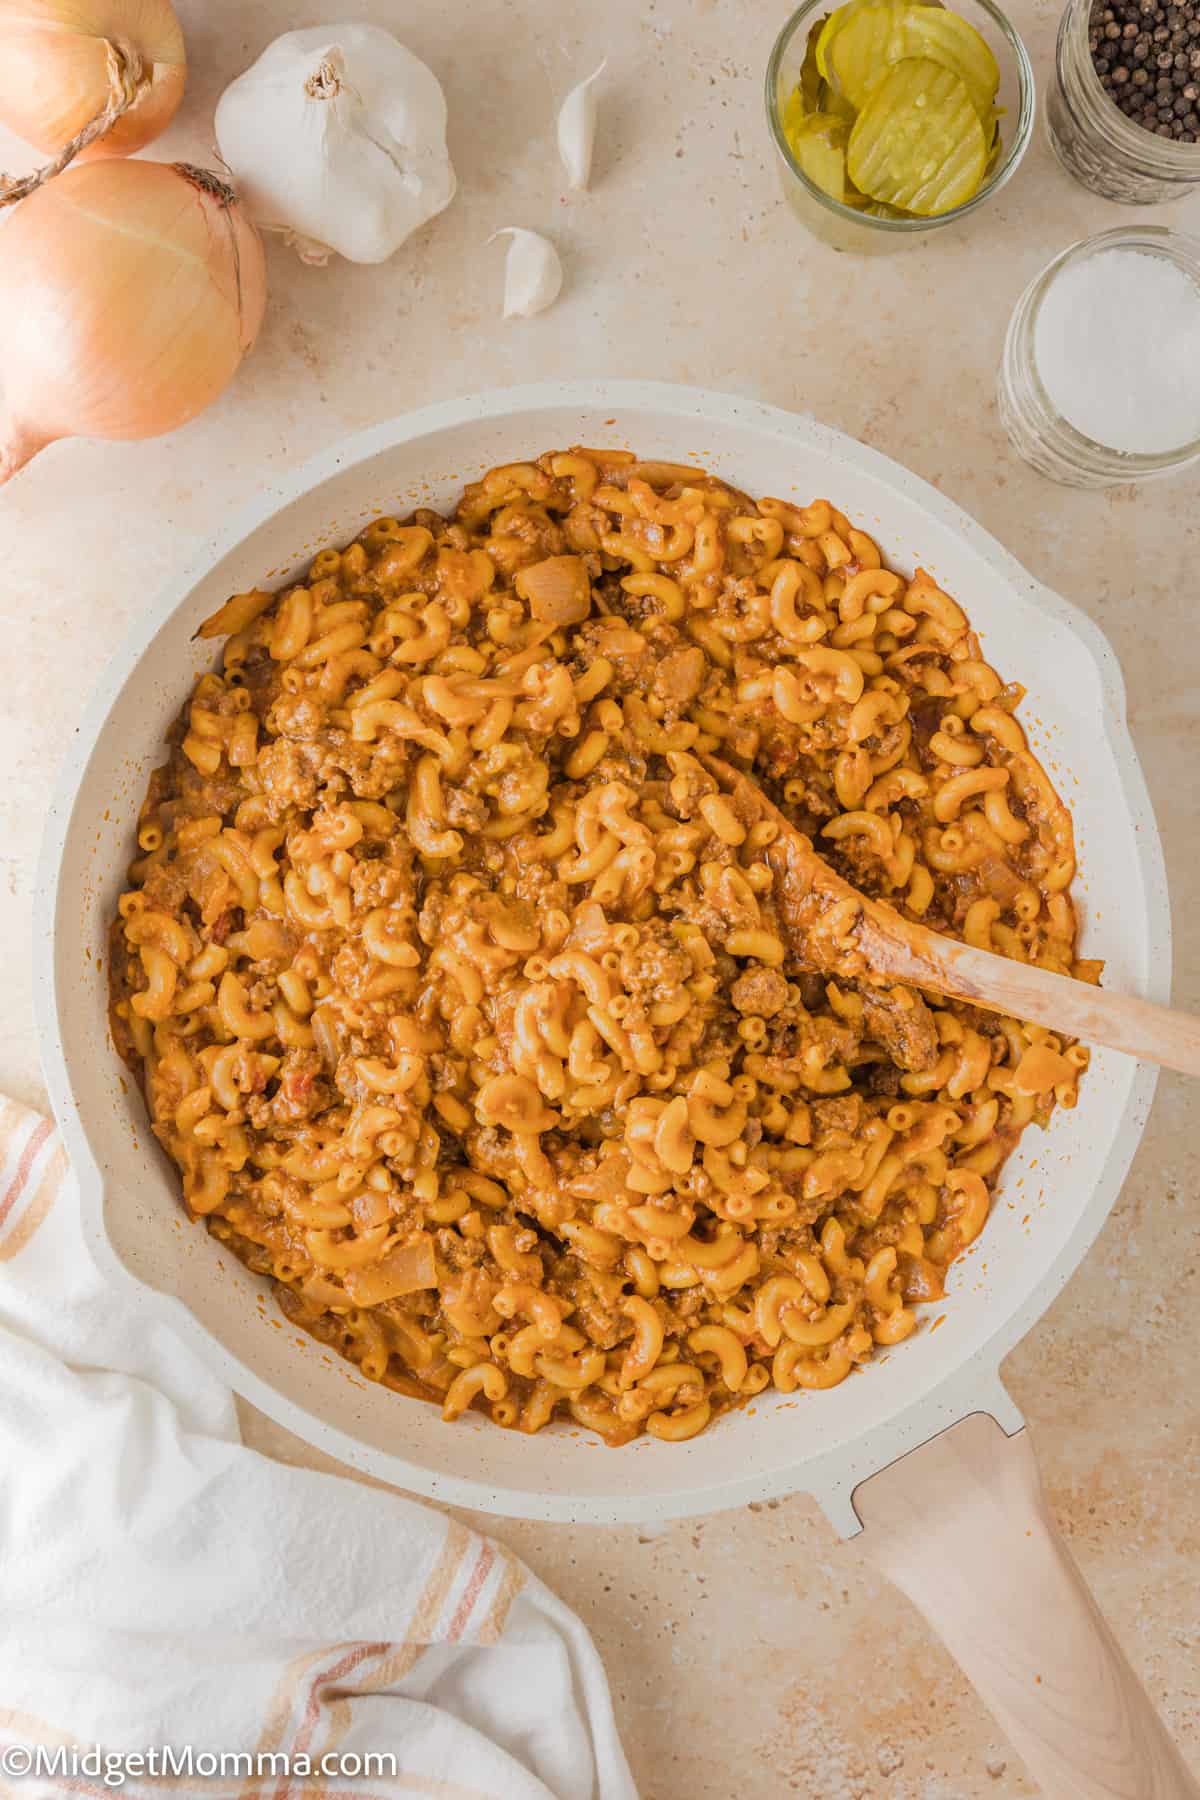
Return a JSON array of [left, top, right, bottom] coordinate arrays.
[[853, 1412, 1199, 1800]]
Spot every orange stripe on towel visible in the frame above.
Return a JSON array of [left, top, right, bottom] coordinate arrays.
[[0, 1143, 67, 1261], [0, 1116, 52, 1232]]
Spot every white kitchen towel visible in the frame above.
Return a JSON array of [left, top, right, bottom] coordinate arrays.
[[0, 1098, 637, 1800]]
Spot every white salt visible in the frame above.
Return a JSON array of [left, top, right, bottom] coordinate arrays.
[[1033, 246, 1200, 456]]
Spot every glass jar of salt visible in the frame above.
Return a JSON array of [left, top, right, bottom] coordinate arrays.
[[998, 226, 1200, 487]]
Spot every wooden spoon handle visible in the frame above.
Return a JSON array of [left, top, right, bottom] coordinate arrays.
[[863, 931, 1197, 1077], [856, 1415, 1200, 1800]]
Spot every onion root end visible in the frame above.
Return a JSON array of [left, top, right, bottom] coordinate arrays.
[[0, 421, 53, 487]]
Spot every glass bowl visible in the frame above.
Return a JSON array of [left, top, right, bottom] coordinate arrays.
[[765, 0, 1036, 254], [997, 225, 1200, 488]]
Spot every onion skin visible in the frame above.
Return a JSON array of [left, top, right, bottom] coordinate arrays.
[[0, 159, 266, 485], [0, 0, 186, 160]]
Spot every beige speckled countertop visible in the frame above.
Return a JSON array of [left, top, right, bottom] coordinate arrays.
[[3, 2, 1199, 1794]]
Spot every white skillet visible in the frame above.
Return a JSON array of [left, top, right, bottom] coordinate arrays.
[[34, 384, 1193, 1798]]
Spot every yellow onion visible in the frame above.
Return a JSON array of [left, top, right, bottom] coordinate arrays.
[[0, 159, 267, 485], [0, 0, 186, 182]]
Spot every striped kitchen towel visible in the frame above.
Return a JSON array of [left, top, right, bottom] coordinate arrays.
[[0, 1100, 637, 1800]]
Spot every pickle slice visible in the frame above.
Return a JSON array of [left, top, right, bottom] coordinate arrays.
[[799, 15, 830, 112], [822, 0, 1000, 122], [787, 110, 853, 202], [816, 75, 859, 122], [783, 82, 808, 141], [846, 58, 987, 215], [815, 0, 945, 85], [815, 9, 843, 82], [791, 21, 857, 125]]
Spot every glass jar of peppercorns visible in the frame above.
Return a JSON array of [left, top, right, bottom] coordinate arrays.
[[1048, 0, 1200, 199]]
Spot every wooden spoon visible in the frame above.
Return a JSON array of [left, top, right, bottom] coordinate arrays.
[[701, 754, 1197, 1078]]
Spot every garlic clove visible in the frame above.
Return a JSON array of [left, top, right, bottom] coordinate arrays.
[[491, 228, 563, 319], [289, 233, 336, 268], [557, 59, 606, 191], [215, 23, 456, 266]]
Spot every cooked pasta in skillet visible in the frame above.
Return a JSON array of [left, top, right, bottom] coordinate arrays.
[[109, 448, 1091, 1443]]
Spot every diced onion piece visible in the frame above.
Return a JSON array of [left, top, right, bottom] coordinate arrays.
[[514, 555, 593, 625], [343, 1233, 437, 1304]]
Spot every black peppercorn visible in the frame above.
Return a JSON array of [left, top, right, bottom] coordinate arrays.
[[1089, 0, 1200, 137]]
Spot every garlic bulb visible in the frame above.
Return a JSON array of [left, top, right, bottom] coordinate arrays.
[[492, 229, 563, 319], [214, 23, 456, 266], [557, 60, 606, 191]]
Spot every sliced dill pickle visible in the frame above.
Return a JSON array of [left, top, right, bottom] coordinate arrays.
[[814, 6, 847, 81], [982, 110, 1002, 177], [853, 194, 916, 216], [783, 83, 808, 141], [783, 22, 847, 146], [816, 75, 859, 122], [816, 0, 948, 86], [824, 0, 1000, 121], [846, 58, 987, 215], [787, 111, 853, 202], [800, 15, 831, 111]]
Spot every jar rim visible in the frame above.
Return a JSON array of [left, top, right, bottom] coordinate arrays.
[[1017, 225, 1200, 472], [764, 0, 1036, 233]]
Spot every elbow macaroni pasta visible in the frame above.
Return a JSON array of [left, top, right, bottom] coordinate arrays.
[[108, 448, 1091, 1445]]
